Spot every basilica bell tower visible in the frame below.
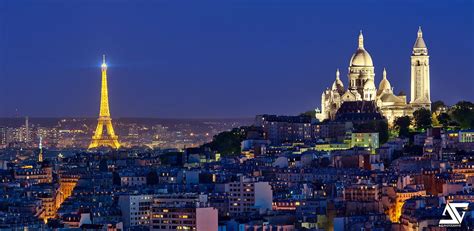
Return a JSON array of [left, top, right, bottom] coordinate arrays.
[[410, 27, 431, 110]]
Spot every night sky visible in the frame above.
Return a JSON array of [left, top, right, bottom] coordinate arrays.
[[0, 0, 472, 118]]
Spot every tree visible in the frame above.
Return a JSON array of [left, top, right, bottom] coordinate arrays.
[[394, 116, 411, 137], [413, 108, 432, 131], [437, 112, 451, 128], [431, 100, 446, 113], [376, 120, 389, 144], [201, 127, 247, 156], [450, 101, 474, 129]]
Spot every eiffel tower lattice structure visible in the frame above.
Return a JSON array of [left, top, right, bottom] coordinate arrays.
[[89, 55, 121, 149]]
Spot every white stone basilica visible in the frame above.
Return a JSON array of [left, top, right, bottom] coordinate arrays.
[[316, 27, 431, 124]]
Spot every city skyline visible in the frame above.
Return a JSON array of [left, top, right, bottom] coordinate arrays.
[[1, 0, 473, 118], [1, 1, 474, 230]]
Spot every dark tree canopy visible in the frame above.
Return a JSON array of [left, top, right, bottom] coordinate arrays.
[[437, 112, 451, 128], [201, 127, 247, 156], [413, 108, 432, 131], [394, 116, 411, 137], [450, 101, 474, 129], [431, 100, 446, 112]]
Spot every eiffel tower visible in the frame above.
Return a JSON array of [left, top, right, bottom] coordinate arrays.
[[89, 55, 121, 149]]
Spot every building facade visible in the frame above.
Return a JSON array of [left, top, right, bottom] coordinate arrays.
[[351, 132, 379, 150], [227, 177, 273, 216], [255, 115, 314, 145], [149, 194, 218, 231], [118, 194, 154, 229]]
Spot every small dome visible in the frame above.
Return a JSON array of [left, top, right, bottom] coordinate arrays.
[[331, 69, 344, 93], [377, 68, 392, 95], [378, 79, 391, 91]]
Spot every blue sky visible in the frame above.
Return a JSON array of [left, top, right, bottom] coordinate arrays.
[[0, 0, 472, 118]]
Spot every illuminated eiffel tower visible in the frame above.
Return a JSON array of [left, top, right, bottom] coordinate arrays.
[[89, 55, 121, 149]]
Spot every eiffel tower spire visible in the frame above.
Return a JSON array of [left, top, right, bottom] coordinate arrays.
[[89, 55, 121, 149]]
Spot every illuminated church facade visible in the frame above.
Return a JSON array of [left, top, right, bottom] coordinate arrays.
[[316, 27, 431, 124]]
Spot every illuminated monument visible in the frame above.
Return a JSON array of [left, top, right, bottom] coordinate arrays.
[[410, 27, 431, 110], [89, 55, 121, 149], [316, 27, 431, 124]]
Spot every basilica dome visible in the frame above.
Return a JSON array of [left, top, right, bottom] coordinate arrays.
[[349, 31, 373, 67], [350, 49, 373, 67]]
